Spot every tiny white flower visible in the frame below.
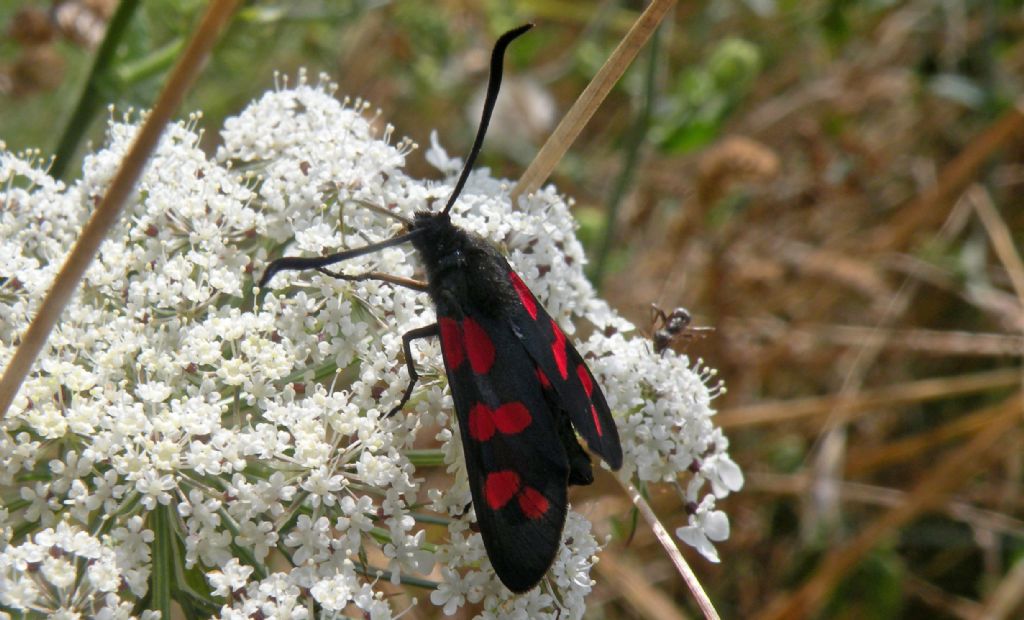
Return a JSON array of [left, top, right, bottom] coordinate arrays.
[[284, 514, 331, 565], [136, 381, 172, 403], [430, 567, 470, 615], [207, 558, 255, 596], [676, 498, 731, 563], [234, 519, 278, 562], [299, 466, 344, 507], [134, 470, 174, 509], [309, 570, 356, 611], [86, 556, 122, 593], [42, 556, 78, 588]]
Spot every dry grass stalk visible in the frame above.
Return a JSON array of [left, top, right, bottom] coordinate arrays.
[[0, 1, 241, 419], [730, 319, 1024, 357], [511, 0, 677, 201], [750, 473, 1024, 539], [870, 98, 1024, 251], [844, 400, 1012, 476], [757, 393, 1022, 620], [716, 367, 1020, 429], [979, 557, 1024, 618], [968, 185, 1024, 308], [616, 475, 720, 620], [593, 553, 689, 620]]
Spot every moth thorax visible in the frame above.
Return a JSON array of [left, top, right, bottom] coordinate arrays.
[[410, 212, 469, 270]]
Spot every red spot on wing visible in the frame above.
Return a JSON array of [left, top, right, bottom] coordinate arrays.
[[518, 486, 550, 519], [493, 402, 531, 435], [468, 403, 495, 441], [468, 402, 531, 441], [550, 320, 568, 379], [536, 367, 551, 389], [576, 364, 603, 436], [509, 272, 538, 320], [439, 318, 464, 369], [462, 318, 496, 374], [576, 364, 593, 397], [485, 471, 521, 510]]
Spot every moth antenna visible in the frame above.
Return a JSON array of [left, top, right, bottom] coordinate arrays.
[[259, 229, 423, 288], [441, 23, 534, 216]]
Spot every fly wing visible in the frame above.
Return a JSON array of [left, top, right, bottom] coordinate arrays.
[[437, 309, 570, 593], [503, 267, 623, 470]]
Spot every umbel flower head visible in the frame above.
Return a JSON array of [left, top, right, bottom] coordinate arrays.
[[0, 71, 742, 618]]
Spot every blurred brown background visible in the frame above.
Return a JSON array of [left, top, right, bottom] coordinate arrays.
[[3, 1, 1022, 618]]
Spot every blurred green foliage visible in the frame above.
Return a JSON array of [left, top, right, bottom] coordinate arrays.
[[653, 37, 762, 154]]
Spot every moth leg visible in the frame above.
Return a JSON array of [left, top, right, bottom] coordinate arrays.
[[650, 303, 668, 329], [452, 500, 473, 519], [387, 323, 440, 417], [317, 268, 428, 292]]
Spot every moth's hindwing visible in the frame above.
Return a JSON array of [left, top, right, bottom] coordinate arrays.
[[504, 268, 623, 470]]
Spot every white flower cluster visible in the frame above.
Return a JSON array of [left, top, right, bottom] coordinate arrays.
[[0, 519, 154, 618], [0, 71, 740, 618], [582, 334, 742, 562]]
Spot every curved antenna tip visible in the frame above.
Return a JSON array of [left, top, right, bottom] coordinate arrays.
[[441, 24, 534, 216]]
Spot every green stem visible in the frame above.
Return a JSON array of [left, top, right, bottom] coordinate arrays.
[[590, 22, 662, 289], [51, 0, 142, 180], [404, 448, 446, 467], [149, 504, 174, 617], [116, 38, 187, 85]]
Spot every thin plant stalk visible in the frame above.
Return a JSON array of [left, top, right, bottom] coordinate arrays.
[[590, 21, 661, 289], [0, 1, 242, 420], [511, 0, 677, 201], [51, 0, 142, 180], [616, 474, 721, 620]]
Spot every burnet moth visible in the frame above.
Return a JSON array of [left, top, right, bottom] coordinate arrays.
[[259, 24, 622, 593]]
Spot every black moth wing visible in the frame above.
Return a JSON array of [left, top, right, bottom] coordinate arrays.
[[436, 306, 570, 593], [503, 265, 623, 470]]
